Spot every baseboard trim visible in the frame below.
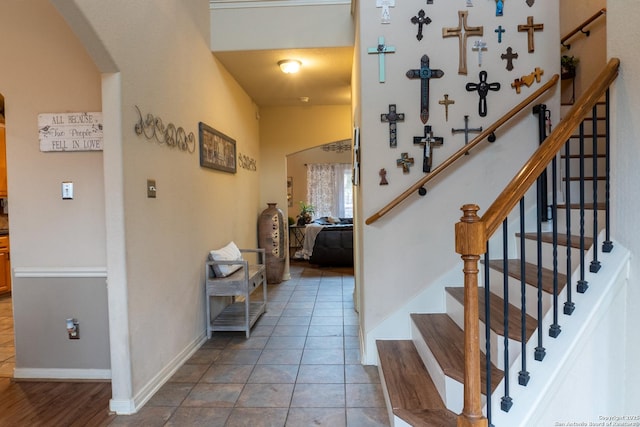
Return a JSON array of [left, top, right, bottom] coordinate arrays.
[[13, 267, 107, 278], [13, 368, 111, 380]]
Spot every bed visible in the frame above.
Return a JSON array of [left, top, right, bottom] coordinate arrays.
[[297, 217, 353, 267]]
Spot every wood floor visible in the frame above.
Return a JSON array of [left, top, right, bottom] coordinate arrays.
[[0, 378, 115, 426]]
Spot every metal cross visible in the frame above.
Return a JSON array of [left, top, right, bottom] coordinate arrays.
[[396, 153, 415, 174], [438, 94, 455, 122], [379, 168, 389, 185], [452, 115, 482, 152], [406, 54, 444, 124], [495, 25, 506, 43], [380, 104, 405, 148], [518, 16, 544, 53], [413, 125, 444, 173], [501, 46, 518, 71], [442, 10, 484, 75], [496, 0, 504, 16], [472, 40, 488, 67], [466, 70, 501, 117], [526, 0, 535, 7], [376, 0, 395, 24], [411, 9, 432, 41], [368, 36, 396, 83]]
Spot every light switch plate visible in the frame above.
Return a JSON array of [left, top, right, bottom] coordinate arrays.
[[62, 182, 73, 199], [147, 179, 157, 198]]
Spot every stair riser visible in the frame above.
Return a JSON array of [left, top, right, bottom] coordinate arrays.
[[551, 209, 606, 237], [562, 155, 606, 175], [562, 180, 607, 204], [565, 136, 607, 156], [485, 267, 552, 321], [517, 237, 583, 275]]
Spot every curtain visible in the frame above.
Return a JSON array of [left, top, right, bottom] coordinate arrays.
[[307, 163, 351, 218]]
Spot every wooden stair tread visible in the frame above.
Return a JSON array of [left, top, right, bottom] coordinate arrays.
[[558, 202, 605, 210], [410, 314, 503, 394], [517, 232, 594, 249], [376, 340, 448, 411], [568, 133, 607, 138], [395, 408, 457, 427], [563, 176, 606, 181], [486, 259, 568, 295], [560, 153, 606, 158], [446, 287, 537, 342]]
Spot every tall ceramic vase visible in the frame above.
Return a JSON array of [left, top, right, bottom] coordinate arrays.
[[258, 203, 285, 284]]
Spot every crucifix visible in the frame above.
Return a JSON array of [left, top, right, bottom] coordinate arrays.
[[452, 115, 482, 153], [413, 125, 444, 173], [518, 16, 544, 53], [501, 46, 518, 71], [380, 104, 405, 148], [406, 55, 444, 124], [396, 153, 415, 174], [495, 25, 506, 43], [411, 9, 432, 41], [496, 0, 504, 16], [438, 94, 455, 122], [466, 70, 501, 117], [472, 39, 487, 67], [442, 10, 484, 75], [368, 36, 396, 83], [375, 0, 395, 24]]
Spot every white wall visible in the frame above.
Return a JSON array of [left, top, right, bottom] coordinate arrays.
[[356, 1, 560, 363], [608, 0, 640, 413]]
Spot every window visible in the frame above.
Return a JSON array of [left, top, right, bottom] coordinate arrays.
[[307, 163, 353, 218]]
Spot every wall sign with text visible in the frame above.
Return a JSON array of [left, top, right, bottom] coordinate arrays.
[[38, 112, 103, 152]]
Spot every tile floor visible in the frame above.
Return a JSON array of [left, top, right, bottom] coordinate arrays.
[[0, 294, 14, 378], [108, 261, 390, 426]]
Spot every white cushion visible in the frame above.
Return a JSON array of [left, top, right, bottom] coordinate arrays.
[[209, 241, 243, 277]]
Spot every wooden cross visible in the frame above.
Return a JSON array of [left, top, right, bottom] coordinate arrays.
[[501, 46, 518, 71], [496, 0, 504, 16], [518, 16, 544, 53], [438, 94, 455, 122], [466, 70, 501, 117], [376, 0, 395, 24], [413, 125, 444, 173], [380, 104, 405, 148], [368, 36, 396, 83], [396, 153, 415, 174], [442, 10, 484, 75], [379, 168, 389, 185], [472, 39, 487, 67], [406, 54, 444, 124], [452, 115, 482, 152], [495, 25, 506, 43], [511, 77, 524, 94], [533, 67, 544, 82], [411, 9, 432, 41]]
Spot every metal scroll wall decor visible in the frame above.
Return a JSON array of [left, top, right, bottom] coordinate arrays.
[[134, 105, 196, 153], [238, 153, 257, 171]]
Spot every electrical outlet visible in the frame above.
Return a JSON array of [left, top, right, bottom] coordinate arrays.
[[147, 179, 157, 198], [62, 182, 74, 200]]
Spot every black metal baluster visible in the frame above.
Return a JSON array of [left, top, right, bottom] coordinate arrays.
[[577, 122, 589, 293], [484, 245, 493, 424], [518, 198, 530, 385], [549, 152, 561, 338], [501, 220, 513, 412], [603, 89, 614, 253], [533, 104, 549, 221], [535, 171, 546, 361], [564, 139, 575, 315], [590, 105, 601, 273]]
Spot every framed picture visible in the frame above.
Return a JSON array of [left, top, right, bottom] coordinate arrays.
[[199, 122, 236, 173]]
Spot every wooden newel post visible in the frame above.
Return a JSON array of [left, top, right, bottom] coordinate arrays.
[[455, 204, 488, 427]]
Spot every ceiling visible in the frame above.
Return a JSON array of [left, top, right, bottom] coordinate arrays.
[[213, 46, 354, 108]]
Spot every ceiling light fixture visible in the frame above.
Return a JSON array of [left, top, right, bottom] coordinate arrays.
[[278, 59, 301, 74]]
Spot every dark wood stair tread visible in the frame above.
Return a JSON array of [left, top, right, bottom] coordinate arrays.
[[563, 176, 606, 181], [446, 287, 537, 342], [560, 153, 606, 158], [557, 202, 605, 210], [410, 314, 503, 394], [485, 259, 568, 295], [517, 232, 594, 249]]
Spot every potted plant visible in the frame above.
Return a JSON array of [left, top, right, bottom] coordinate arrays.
[[561, 55, 579, 79], [297, 201, 315, 226]]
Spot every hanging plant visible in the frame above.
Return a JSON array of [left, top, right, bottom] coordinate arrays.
[[561, 55, 579, 79]]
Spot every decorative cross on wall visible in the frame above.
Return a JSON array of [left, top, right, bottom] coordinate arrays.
[[379, 168, 389, 185], [442, 10, 484, 75], [501, 46, 518, 71], [375, 0, 395, 24], [452, 115, 482, 153], [526, 0, 535, 7], [518, 16, 544, 53], [396, 153, 415, 174], [411, 9, 432, 41], [380, 104, 405, 148], [496, 0, 504, 16], [472, 39, 488, 67], [438, 94, 455, 121], [511, 77, 525, 94], [368, 36, 396, 83], [466, 70, 501, 117], [406, 54, 444, 124], [413, 125, 444, 173], [495, 25, 506, 43]]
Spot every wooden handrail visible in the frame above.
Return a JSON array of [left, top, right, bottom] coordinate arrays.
[[481, 58, 619, 238], [561, 8, 606, 49], [365, 74, 559, 226], [455, 58, 619, 427]]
